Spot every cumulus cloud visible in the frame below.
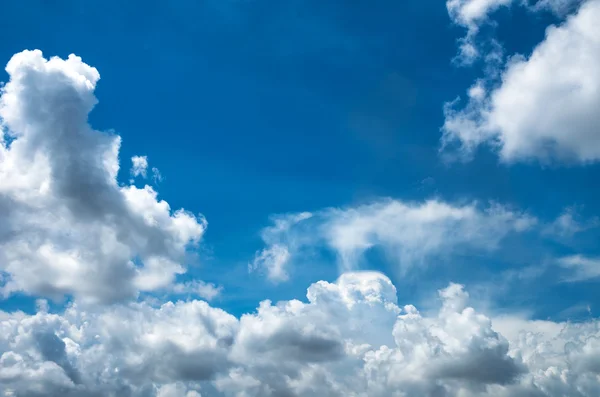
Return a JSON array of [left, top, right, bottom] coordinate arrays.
[[0, 298, 236, 397], [253, 199, 535, 278], [443, 0, 600, 164], [2, 272, 600, 396], [0, 50, 207, 303]]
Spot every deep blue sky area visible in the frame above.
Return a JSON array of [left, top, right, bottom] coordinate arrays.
[[1, 0, 598, 319]]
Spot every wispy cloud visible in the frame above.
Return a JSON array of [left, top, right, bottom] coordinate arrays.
[[557, 255, 600, 282], [252, 199, 536, 280]]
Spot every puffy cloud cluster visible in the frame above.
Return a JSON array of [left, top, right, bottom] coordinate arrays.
[[0, 50, 207, 303], [443, 0, 600, 164], [251, 200, 536, 279], [2, 272, 600, 396]]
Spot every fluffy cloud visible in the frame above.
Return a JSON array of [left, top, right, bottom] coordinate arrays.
[[443, 0, 600, 164], [0, 298, 237, 397], [2, 272, 600, 396], [252, 200, 535, 278], [0, 50, 207, 303], [131, 156, 149, 178]]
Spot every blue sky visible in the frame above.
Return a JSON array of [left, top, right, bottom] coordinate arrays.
[[1, 0, 599, 317], [1, 1, 600, 396]]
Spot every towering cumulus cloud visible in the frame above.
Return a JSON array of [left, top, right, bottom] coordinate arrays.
[[0, 50, 206, 303]]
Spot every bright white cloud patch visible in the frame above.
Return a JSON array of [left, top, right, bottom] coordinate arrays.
[[254, 199, 535, 277], [2, 272, 600, 396], [0, 50, 207, 303], [131, 155, 149, 178], [443, 0, 600, 164]]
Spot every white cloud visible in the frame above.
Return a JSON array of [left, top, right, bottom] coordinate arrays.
[[152, 166, 163, 183], [249, 245, 291, 283], [447, 0, 511, 28], [531, 0, 583, 14], [249, 212, 313, 283], [2, 272, 600, 396], [446, 0, 581, 64], [0, 298, 237, 397], [172, 281, 223, 301], [558, 255, 600, 282], [543, 206, 599, 238], [254, 199, 535, 278], [443, 0, 600, 164], [157, 384, 202, 397], [446, 0, 512, 63], [131, 155, 149, 178], [0, 50, 207, 303]]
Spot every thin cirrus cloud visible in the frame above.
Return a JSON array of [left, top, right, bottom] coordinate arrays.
[[250, 199, 537, 280], [442, 0, 600, 164], [0, 50, 207, 304], [557, 255, 600, 282], [542, 206, 599, 238]]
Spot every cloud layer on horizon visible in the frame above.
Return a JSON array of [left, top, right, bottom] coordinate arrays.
[[2, 271, 600, 396]]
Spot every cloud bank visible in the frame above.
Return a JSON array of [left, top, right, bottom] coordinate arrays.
[[2, 272, 600, 396]]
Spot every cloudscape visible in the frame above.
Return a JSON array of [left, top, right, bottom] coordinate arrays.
[[1, 1, 599, 396]]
